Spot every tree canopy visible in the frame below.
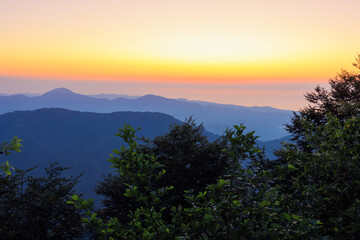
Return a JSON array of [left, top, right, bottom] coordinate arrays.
[[286, 56, 360, 149], [96, 119, 230, 222], [0, 162, 85, 239]]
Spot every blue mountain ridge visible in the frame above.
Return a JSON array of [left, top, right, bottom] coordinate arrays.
[[0, 88, 295, 140], [0, 108, 188, 201]]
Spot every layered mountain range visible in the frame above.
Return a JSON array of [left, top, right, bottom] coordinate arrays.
[[0, 88, 294, 140]]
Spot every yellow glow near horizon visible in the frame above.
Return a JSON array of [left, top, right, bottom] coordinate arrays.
[[0, 0, 359, 84]]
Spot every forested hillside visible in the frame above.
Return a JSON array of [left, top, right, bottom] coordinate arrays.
[[0, 108, 188, 200]]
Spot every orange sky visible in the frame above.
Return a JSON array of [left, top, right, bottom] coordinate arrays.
[[1, 0, 359, 109]]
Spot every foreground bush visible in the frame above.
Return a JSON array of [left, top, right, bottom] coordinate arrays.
[[0, 162, 84, 239], [70, 124, 321, 239]]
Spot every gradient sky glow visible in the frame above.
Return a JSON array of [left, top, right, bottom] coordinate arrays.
[[1, 0, 359, 109]]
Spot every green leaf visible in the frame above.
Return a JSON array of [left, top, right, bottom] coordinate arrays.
[[71, 195, 79, 201], [288, 164, 298, 170], [282, 212, 292, 222]]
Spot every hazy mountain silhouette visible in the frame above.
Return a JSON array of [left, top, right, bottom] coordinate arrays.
[[257, 135, 292, 160], [90, 93, 140, 100], [0, 88, 294, 140]]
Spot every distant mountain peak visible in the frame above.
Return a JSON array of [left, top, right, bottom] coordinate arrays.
[[42, 88, 76, 96], [137, 94, 168, 101]]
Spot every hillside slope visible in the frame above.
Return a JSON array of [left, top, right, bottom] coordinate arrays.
[[0, 108, 185, 200]]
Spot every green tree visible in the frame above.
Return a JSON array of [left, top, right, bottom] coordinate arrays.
[[179, 125, 317, 239], [0, 162, 84, 239], [71, 124, 319, 239], [274, 115, 360, 239], [0, 136, 22, 176], [272, 57, 360, 238], [286, 56, 360, 149], [70, 125, 176, 239], [96, 119, 230, 222]]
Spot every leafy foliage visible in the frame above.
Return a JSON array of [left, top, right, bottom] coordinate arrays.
[[274, 115, 360, 239], [96, 119, 229, 221], [276, 57, 360, 238], [71, 125, 176, 239], [286, 58, 360, 149], [0, 136, 22, 176], [0, 162, 84, 239], [71, 123, 320, 239]]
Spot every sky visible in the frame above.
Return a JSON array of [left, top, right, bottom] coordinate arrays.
[[1, 0, 359, 110]]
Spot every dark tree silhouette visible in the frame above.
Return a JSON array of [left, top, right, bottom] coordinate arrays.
[[0, 162, 84, 239], [96, 118, 230, 222], [286, 56, 360, 149]]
